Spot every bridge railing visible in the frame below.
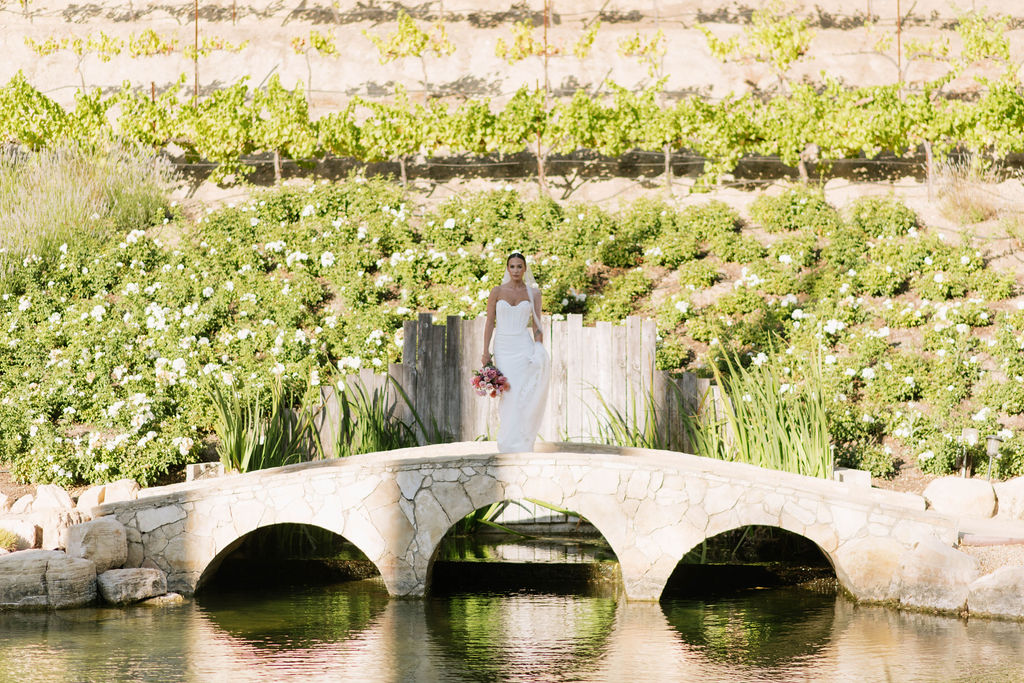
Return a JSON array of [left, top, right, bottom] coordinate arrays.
[[314, 314, 719, 457]]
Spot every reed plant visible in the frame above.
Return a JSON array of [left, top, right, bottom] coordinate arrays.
[[208, 379, 318, 473], [595, 354, 831, 478], [324, 375, 425, 459], [704, 351, 832, 478], [591, 387, 674, 450], [0, 144, 173, 284]]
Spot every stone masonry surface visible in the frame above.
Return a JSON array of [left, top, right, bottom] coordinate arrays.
[[93, 443, 966, 602]]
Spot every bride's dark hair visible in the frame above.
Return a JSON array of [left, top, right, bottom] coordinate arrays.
[[506, 251, 526, 265]]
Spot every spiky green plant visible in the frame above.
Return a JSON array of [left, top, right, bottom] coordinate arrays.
[[705, 351, 832, 478], [594, 354, 831, 478], [208, 378, 318, 473], [323, 373, 451, 459]]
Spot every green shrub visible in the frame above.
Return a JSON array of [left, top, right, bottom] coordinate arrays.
[[588, 269, 652, 322], [0, 528, 18, 552], [676, 260, 721, 289], [655, 337, 693, 371], [750, 187, 841, 235], [657, 295, 692, 331], [878, 299, 931, 328], [912, 270, 970, 300], [424, 189, 532, 250], [846, 196, 918, 238], [679, 200, 741, 240], [767, 233, 818, 269], [970, 269, 1016, 300], [822, 225, 868, 272], [707, 231, 766, 263], [607, 197, 675, 268], [836, 443, 897, 478], [858, 262, 910, 296], [916, 435, 964, 476]]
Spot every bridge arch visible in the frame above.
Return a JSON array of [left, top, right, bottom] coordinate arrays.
[[95, 443, 958, 600]]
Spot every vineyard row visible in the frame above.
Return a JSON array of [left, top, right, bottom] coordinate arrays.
[[3, 72, 1024, 185]]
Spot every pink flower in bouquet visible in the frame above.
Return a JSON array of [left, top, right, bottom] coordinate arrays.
[[472, 363, 510, 398]]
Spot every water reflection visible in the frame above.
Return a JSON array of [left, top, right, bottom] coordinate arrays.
[[661, 588, 834, 669], [2, 582, 1024, 681], [425, 593, 617, 681]]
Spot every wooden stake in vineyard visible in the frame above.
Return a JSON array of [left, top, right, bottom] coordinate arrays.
[[193, 0, 199, 99]]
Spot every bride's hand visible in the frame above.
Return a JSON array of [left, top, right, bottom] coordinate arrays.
[[481, 353, 491, 366]]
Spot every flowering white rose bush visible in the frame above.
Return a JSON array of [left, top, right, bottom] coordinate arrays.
[[3, 174, 1024, 485]]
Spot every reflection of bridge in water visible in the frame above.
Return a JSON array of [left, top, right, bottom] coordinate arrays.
[[6, 584, 1024, 681], [95, 442, 962, 601]]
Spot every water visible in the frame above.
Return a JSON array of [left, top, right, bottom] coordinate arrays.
[[3, 578, 1024, 682]]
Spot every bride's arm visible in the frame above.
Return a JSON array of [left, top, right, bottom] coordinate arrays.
[[481, 287, 498, 366], [532, 287, 544, 343]]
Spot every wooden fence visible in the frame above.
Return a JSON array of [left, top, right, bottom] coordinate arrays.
[[315, 313, 717, 458]]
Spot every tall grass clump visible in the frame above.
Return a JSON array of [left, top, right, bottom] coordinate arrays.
[[0, 144, 174, 284], [209, 379, 319, 473], [709, 352, 831, 477], [324, 374, 450, 459], [678, 353, 832, 478]]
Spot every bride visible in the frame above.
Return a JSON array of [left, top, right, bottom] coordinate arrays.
[[481, 252, 551, 452]]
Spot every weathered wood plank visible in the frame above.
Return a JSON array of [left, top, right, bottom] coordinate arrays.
[[547, 317, 568, 441]]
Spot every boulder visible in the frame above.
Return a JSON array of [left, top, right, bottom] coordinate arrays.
[[66, 517, 127, 572], [46, 554, 99, 609], [994, 477, 1024, 520], [923, 477, 996, 518], [21, 509, 87, 550], [0, 549, 97, 609], [103, 479, 140, 504], [75, 485, 105, 514], [897, 536, 980, 613], [140, 592, 185, 607], [0, 518, 42, 550], [968, 566, 1024, 619], [834, 537, 904, 602], [32, 484, 74, 513], [97, 568, 167, 606], [10, 495, 33, 515]]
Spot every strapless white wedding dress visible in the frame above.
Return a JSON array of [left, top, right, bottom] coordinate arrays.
[[493, 299, 550, 452]]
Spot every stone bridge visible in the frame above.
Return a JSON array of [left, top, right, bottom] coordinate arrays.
[[94, 443, 960, 601]]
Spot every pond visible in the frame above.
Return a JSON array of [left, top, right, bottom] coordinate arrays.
[[4, 575, 1024, 680]]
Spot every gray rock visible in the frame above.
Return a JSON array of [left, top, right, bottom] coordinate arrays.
[[10, 495, 33, 515], [140, 592, 185, 607], [0, 518, 42, 550], [66, 517, 127, 572], [924, 477, 996, 518], [32, 484, 74, 513], [102, 479, 140, 504], [968, 566, 1024, 618], [994, 477, 1024, 520], [897, 537, 980, 613], [0, 549, 97, 609], [32, 510, 87, 550], [46, 555, 98, 608], [97, 568, 167, 606], [75, 485, 105, 514], [834, 537, 904, 602]]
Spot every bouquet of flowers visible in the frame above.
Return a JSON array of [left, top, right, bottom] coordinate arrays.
[[472, 363, 510, 398]]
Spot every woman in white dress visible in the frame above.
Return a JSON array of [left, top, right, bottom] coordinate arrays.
[[481, 253, 551, 452]]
